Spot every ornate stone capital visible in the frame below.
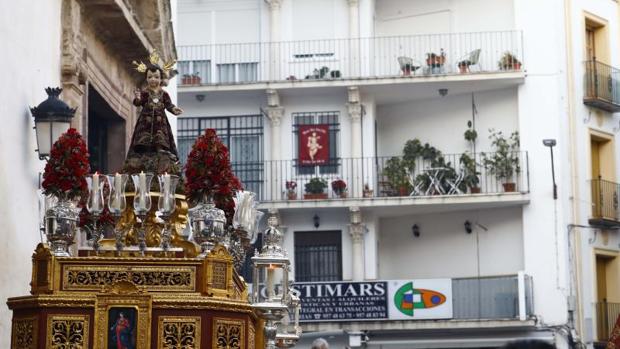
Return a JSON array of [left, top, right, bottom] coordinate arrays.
[[265, 0, 283, 10], [266, 107, 285, 127], [349, 223, 365, 244], [347, 86, 360, 103], [347, 103, 362, 122]]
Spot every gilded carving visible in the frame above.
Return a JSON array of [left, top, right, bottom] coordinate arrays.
[[31, 243, 54, 294], [158, 316, 201, 349], [63, 265, 195, 291], [46, 315, 89, 349], [212, 261, 227, 289], [248, 323, 255, 349], [213, 318, 245, 349], [12, 316, 37, 349]]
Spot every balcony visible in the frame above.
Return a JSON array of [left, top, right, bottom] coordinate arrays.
[[589, 178, 620, 227], [239, 152, 530, 212], [584, 61, 620, 112], [595, 301, 620, 343], [177, 30, 524, 92]]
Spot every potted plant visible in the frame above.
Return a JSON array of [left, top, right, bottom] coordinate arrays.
[[181, 73, 201, 85], [383, 157, 411, 196], [285, 181, 297, 200], [426, 49, 446, 73], [482, 129, 520, 192], [304, 177, 328, 199], [498, 52, 521, 70], [460, 152, 481, 193], [458, 61, 469, 74], [331, 179, 348, 198], [330, 70, 342, 79], [363, 184, 374, 198]]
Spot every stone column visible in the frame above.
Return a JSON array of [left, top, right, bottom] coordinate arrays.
[[347, 0, 360, 77], [61, 0, 86, 133], [266, 0, 282, 80], [348, 207, 365, 281], [266, 89, 285, 200], [347, 87, 363, 197]]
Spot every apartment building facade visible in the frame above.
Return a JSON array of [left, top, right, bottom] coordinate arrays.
[[174, 0, 588, 348]]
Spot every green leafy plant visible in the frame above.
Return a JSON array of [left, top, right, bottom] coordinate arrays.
[[304, 177, 328, 194], [482, 129, 520, 183], [498, 52, 521, 70], [464, 120, 478, 143], [383, 157, 411, 194], [460, 152, 481, 190]]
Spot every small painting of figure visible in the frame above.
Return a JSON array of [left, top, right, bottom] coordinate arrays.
[[108, 307, 137, 349]]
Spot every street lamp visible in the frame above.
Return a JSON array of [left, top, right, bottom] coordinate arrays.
[[30, 87, 76, 160], [543, 139, 557, 200]]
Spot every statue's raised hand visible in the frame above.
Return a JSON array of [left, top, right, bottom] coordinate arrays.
[[172, 107, 183, 115]]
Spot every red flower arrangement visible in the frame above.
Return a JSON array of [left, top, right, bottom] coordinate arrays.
[[331, 179, 347, 194], [286, 181, 297, 191], [42, 128, 90, 201], [184, 129, 243, 223]]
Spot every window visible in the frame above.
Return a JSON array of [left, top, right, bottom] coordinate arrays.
[[177, 115, 264, 195], [217, 63, 259, 83], [292, 111, 340, 175], [294, 230, 342, 282], [178, 60, 211, 84]]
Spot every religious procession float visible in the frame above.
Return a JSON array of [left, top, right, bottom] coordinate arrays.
[[7, 52, 301, 349]]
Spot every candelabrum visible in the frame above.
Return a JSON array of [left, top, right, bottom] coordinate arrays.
[[106, 173, 128, 254], [252, 216, 293, 349], [157, 174, 179, 252], [131, 172, 153, 256], [86, 173, 105, 253]]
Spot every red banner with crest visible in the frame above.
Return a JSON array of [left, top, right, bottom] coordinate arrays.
[[298, 124, 329, 166]]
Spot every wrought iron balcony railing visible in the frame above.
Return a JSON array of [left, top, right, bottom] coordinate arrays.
[[584, 60, 620, 112], [590, 178, 620, 227], [235, 152, 529, 202], [177, 30, 523, 86], [596, 301, 620, 341]]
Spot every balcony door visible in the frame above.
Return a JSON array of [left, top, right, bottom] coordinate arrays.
[[595, 251, 620, 341], [591, 133, 615, 219]]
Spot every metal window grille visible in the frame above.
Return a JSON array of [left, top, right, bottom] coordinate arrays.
[[292, 111, 340, 175], [294, 230, 342, 282], [177, 115, 264, 195]]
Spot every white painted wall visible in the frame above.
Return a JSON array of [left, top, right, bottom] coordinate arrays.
[[514, 0, 570, 328], [378, 207, 524, 279], [375, 0, 515, 37], [0, 0, 62, 346], [376, 87, 519, 157]]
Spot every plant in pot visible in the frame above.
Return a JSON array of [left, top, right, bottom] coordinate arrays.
[[460, 152, 481, 193], [383, 157, 411, 196], [426, 49, 446, 73], [498, 52, 521, 71], [304, 177, 328, 199], [363, 183, 373, 198], [285, 180, 297, 200], [181, 73, 201, 85], [331, 179, 348, 198], [482, 129, 520, 192]]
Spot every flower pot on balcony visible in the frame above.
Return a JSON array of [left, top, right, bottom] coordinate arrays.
[[470, 187, 481, 194], [182, 76, 201, 85], [398, 186, 409, 196], [363, 189, 373, 198], [287, 191, 297, 200], [502, 182, 516, 192], [304, 193, 328, 200], [337, 191, 348, 199], [458, 62, 469, 74]]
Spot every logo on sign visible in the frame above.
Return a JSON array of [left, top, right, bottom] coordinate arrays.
[[393, 282, 446, 316]]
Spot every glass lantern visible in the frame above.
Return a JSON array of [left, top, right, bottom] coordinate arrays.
[[276, 292, 302, 349], [106, 173, 128, 253], [85, 173, 106, 251], [157, 174, 180, 251], [251, 217, 291, 349], [131, 172, 154, 255]]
